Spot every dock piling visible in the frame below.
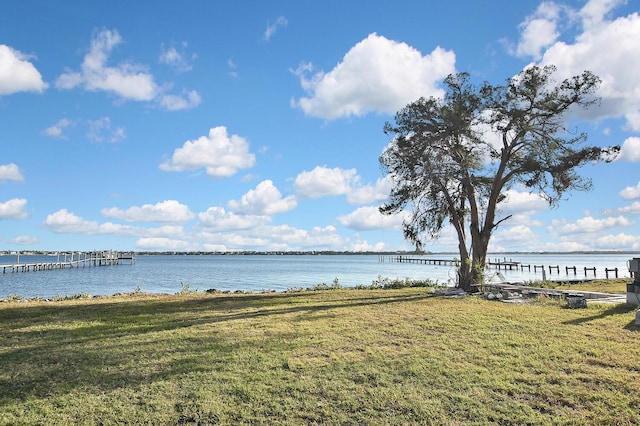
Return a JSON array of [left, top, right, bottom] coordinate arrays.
[[1, 251, 135, 274], [384, 256, 624, 281]]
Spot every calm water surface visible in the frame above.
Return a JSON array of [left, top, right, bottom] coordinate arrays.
[[0, 253, 636, 299]]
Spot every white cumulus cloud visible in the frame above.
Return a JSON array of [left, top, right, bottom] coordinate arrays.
[[516, 0, 640, 129], [266, 224, 347, 250], [228, 180, 297, 215], [294, 166, 359, 199], [292, 33, 456, 119], [616, 137, 640, 162], [56, 29, 158, 101], [338, 206, 405, 231], [500, 189, 549, 214], [490, 225, 542, 252], [197, 206, 270, 231], [135, 237, 191, 251], [579, 0, 626, 30], [101, 200, 195, 223], [0, 44, 48, 96], [514, 2, 563, 59], [550, 215, 632, 235], [593, 232, 640, 250], [0, 198, 28, 220], [159, 90, 201, 111], [56, 29, 201, 111], [159, 126, 256, 178], [0, 163, 24, 183], [346, 177, 392, 205], [10, 235, 38, 245], [620, 183, 640, 200], [44, 209, 121, 234], [43, 209, 185, 239]]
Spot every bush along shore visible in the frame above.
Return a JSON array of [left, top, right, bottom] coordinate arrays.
[[0, 281, 638, 424]]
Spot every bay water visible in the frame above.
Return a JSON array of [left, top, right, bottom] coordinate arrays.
[[0, 252, 637, 299]]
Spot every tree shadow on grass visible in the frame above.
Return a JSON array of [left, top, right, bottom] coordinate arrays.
[[562, 303, 638, 330], [0, 289, 434, 405]]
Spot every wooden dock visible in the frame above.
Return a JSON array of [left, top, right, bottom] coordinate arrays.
[[1, 251, 135, 273], [386, 256, 626, 279], [388, 256, 460, 266]]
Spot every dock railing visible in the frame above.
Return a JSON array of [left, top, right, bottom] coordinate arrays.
[[384, 255, 628, 280], [1, 251, 135, 273]]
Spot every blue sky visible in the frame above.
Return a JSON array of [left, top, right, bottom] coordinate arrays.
[[1, 0, 639, 253]]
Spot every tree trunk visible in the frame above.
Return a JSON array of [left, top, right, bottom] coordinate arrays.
[[456, 243, 476, 292], [457, 232, 490, 292], [457, 262, 483, 292], [457, 262, 474, 292]]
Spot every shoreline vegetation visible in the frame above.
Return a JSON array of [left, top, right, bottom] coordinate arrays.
[[0, 285, 638, 424], [0, 277, 631, 304]]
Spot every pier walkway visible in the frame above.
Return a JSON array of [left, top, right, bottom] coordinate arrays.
[[386, 255, 627, 280], [1, 251, 135, 273]]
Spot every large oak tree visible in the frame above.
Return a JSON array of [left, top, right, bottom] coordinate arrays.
[[379, 65, 619, 291]]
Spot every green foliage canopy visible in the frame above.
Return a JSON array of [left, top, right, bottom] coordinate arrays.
[[380, 65, 619, 290]]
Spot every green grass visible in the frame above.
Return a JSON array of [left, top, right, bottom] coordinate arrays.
[[0, 289, 638, 424], [555, 278, 630, 294], [528, 278, 630, 294]]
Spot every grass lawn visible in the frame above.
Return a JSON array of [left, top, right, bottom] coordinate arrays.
[[550, 278, 630, 294], [0, 288, 638, 425]]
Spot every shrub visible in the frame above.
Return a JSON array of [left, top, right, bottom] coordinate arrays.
[[4, 294, 23, 302], [48, 292, 91, 301], [308, 278, 342, 291], [177, 281, 199, 295], [356, 275, 440, 290]]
